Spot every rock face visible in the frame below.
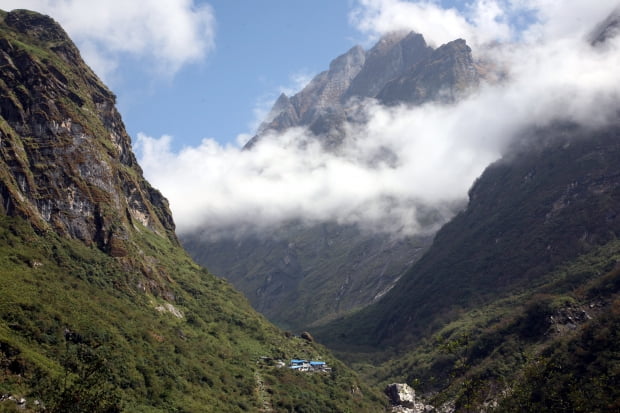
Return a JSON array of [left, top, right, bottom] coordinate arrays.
[[377, 39, 479, 106], [385, 383, 435, 412], [246, 31, 479, 148], [386, 383, 416, 408], [249, 44, 366, 148], [0, 9, 176, 257], [345, 32, 432, 101]]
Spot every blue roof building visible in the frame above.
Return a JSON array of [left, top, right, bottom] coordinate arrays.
[[289, 359, 329, 372]]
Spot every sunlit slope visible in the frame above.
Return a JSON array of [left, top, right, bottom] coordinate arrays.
[[0, 9, 385, 412]]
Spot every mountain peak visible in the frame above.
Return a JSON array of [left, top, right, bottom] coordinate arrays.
[[4, 9, 71, 44], [247, 31, 479, 149], [329, 44, 366, 72], [591, 7, 620, 45], [377, 37, 478, 105], [345, 30, 432, 100], [0, 9, 176, 257]]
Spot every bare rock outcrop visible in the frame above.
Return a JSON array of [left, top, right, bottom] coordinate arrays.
[[385, 383, 435, 413], [0, 9, 177, 257]]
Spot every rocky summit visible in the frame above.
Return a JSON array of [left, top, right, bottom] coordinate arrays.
[[246, 31, 480, 149]]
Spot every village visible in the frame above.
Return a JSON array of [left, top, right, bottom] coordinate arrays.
[[288, 359, 331, 373], [257, 357, 331, 373]]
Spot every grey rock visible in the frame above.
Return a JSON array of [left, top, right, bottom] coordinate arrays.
[[386, 383, 435, 412], [0, 9, 177, 259], [247, 31, 480, 150], [386, 383, 416, 408]]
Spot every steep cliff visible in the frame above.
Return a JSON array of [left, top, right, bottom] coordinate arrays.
[[0, 10, 386, 412], [0, 9, 175, 258]]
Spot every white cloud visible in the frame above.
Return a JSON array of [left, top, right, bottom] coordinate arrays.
[[135, 91, 505, 237], [0, 0, 215, 79], [349, 0, 518, 47], [136, 0, 620, 239], [518, 0, 619, 42], [349, 0, 620, 48], [350, 0, 479, 47]]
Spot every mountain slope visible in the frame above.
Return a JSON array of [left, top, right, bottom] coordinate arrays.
[[0, 9, 386, 412], [183, 223, 432, 330], [319, 122, 620, 349], [246, 31, 479, 149], [182, 31, 479, 332], [316, 122, 620, 410]]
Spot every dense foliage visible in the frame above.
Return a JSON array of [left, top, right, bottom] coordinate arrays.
[[0, 215, 385, 412]]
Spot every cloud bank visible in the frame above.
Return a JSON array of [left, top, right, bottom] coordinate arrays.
[[1, 0, 215, 79], [136, 0, 620, 239], [350, 0, 620, 48]]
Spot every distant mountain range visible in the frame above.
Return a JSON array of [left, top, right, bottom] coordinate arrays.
[[183, 30, 482, 332]]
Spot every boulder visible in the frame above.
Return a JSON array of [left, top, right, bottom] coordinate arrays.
[[385, 383, 416, 408]]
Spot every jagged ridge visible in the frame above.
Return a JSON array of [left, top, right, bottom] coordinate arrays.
[[246, 31, 479, 148]]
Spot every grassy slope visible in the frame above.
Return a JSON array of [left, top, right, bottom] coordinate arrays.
[[354, 237, 620, 411], [0, 215, 385, 412], [0, 9, 386, 412]]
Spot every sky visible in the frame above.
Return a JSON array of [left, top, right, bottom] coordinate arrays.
[[1, 0, 620, 238], [1, 0, 365, 149]]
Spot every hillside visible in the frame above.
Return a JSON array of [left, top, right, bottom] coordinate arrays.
[[183, 222, 432, 330], [0, 9, 386, 412], [316, 122, 620, 410], [182, 31, 479, 332]]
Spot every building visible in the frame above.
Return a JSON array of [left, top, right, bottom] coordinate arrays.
[[289, 359, 331, 372]]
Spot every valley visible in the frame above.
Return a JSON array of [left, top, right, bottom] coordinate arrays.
[[2, 4, 620, 413]]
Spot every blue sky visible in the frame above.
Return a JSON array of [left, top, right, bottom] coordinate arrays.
[[116, 1, 363, 149], [0, 0, 538, 150], [0, 0, 513, 150]]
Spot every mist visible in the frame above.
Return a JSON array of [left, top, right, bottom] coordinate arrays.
[[136, 1, 620, 239]]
